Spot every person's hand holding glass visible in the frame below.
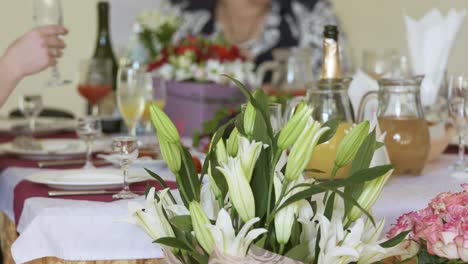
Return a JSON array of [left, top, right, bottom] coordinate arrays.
[[116, 65, 146, 136], [76, 116, 102, 169], [33, 0, 70, 86], [447, 75, 468, 176], [77, 58, 113, 116], [112, 136, 139, 199], [19, 94, 43, 133]]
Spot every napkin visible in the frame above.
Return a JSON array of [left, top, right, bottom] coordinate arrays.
[[347, 69, 379, 122], [404, 8, 466, 107]]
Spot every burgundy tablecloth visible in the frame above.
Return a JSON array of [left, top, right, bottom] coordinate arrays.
[[13, 179, 178, 225]]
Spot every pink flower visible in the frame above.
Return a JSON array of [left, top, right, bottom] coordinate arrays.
[[389, 184, 468, 261]]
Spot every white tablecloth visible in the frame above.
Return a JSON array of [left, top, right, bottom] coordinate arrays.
[[1, 155, 467, 263]]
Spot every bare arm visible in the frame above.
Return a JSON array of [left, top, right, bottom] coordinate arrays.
[[0, 25, 68, 107]]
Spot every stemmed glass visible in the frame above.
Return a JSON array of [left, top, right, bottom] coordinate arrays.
[[112, 136, 139, 199], [77, 58, 113, 116], [241, 102, 283, 135], [447, 75, 468, 174], [116, 65, 146, 136], [19, 94, 43, 133], [141, 75, 167, 133], [76, 116, 102, 169], [33, 0, 70, 87]]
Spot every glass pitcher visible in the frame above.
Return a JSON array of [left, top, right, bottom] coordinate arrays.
[[358, 75, 430, 175], [285, 78, 355, 180], [257, 47, 313, 95]]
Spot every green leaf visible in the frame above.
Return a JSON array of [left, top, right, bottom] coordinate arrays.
[[179, 146, 201, 202], [154, 237, 194, 252], [285, 242, 310, 262], [317, 118, 340, 145], [251, 150, 270, 219], [275, 165, 393, 213], [380, 230, 411, 248], [289, 218, 302, 247], [332, 188, 375, 226], [170, 215, 193, 232], [144, 168, 176, 204], [324, 192, 336, 220]]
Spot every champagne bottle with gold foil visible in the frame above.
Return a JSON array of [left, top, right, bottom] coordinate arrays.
[[320, 25, 342, 80], [306, 24, 355, 180]]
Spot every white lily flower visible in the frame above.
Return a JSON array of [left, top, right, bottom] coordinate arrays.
[[315, 214, 360, 264], [126, 188, 176, 252], [217, 157, 256, 222], [237, 136, 265, 182], [200, 183, 220, 220], [207, 209, 267, 257]]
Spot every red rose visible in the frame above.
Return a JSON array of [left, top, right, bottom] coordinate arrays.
[[147, 56, 168, 72]]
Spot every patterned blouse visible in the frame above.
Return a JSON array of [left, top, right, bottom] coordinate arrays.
[[169, 0, 352, 77]]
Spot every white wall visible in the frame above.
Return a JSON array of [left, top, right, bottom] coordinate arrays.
[[0, 0, 467, 117]]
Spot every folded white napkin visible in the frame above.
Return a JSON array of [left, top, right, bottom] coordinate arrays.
[[348, 69, 379, 122], [405, 8, 466, 107]]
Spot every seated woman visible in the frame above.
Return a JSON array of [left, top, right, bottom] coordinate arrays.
[[170, 0, 352, 78]]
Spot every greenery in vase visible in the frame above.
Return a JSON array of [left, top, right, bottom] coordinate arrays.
[[125, 75, 414, 263]]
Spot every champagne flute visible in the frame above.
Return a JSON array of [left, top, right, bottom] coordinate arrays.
[[447, 75, 468, 174], [116, 65, 146, 136], [141, 75, 167, 134], [33, 0, 71, 87], [112, 136, 139, 199], [19, 94, 43, 133], [76, 116, 102, 169], [77, 58, 113, 116]]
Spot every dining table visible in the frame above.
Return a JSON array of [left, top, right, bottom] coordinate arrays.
[[0, 129, 466, 264]]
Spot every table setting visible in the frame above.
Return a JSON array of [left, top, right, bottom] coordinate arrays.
[[1, 1, 468, 264]]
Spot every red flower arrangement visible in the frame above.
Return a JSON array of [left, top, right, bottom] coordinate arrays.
[[147, 36, 255, 85]]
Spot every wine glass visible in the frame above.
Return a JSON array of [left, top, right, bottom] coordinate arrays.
[[141, 75, 167, 134], [241, 102, 283, 135], [116, 65, 146, 136], [76, 116, 102, 169], [19, 94, 43, 133], [362, 49, 398, 80], [33, 0, 70, 87], [112, 136, 139, 199], [447, 75, 468, 175], [77, 58, 113, 116]]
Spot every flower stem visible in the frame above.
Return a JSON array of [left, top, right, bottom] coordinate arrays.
[[266, 151, 283, 222]]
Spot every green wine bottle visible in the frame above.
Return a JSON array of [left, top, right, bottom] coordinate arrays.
[[94, 1, 117, 89]]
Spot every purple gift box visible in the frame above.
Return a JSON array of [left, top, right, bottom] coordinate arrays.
[[162, 81, 245, 137]]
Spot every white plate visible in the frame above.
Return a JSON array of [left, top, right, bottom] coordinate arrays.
[[0, 117, 74, 136], [0, 139, 86, 160], [26, 168, 151, 190]]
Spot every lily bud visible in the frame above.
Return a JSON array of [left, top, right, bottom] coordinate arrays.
[[273, 173, 298, 245], [159, 140, 181, 173], [150, 104, 180, 143], [226, 127, 239, 157], [216, 139, 228, 165], [238, 136, 264, 182], [243, 102, 256, 137], [189, 201, 215, 254], [347, 169, 393, 222], [335, 121, 370, 168], [217, 157, 256, 222], [277, 102, 313, 150], [285, 120, 330, 182]]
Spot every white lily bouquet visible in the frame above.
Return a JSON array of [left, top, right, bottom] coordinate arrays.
[[127, 76, 412, 263]]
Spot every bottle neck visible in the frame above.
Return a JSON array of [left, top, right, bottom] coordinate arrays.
[[94, 5, 112, 57], [320, 37, 342, 80]]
